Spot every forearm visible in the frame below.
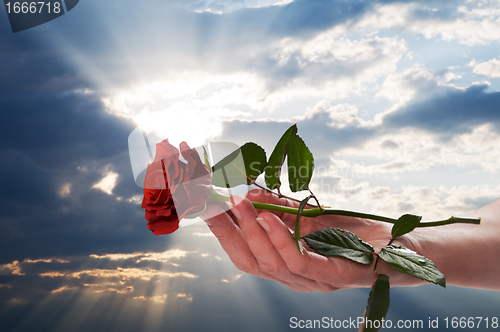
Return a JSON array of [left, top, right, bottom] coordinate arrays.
[[411, 199, 500, 290]]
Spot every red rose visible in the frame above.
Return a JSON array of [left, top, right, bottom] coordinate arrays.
[[141, 140, 211, 235]]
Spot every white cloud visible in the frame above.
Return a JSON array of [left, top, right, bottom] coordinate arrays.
[[377, 66, 438, 104], [297, 102, 372, 129], [370, 184, 500, 219], [331, 123, 500, 175], [92, 171, 119, 195], [261, 32, 408, 99], [376, 66, 463, 112], [133, 294, 168, 303], [58, 183, 72, 197], [356, 2, 500, 46], [356, 3, 414, 32], [176, 293, 193, 302], [1, 250, 203, 300], [467, 56, 500, 78], [105, 32, 408, 144], [184, 0, 292, 14], [414, 16, 500, 46], [308, 173, 499, 220], [90, 249, 192, 263]]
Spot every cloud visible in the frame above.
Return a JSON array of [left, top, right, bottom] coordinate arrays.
[[376, 66, 462, 107], [369, 183, 500, 219], [0, 151, 59, 213], [217, 64, 500, 209], [25, 0, 385, 93], [52, 268, 198, 281], [92, 171, 119, 195], [174, 0, 292, 14], [384, 83, 500, 135], [219, 65, 485, 156], [176, 293, 193, 302], [0, 246, 240, 316], [355, 1, 500, 45], [102, 73, 256, 147], [467, 56, 500, 78], [0, 33, 160, 262], [248, 32, 408, 97], [103, 30, 407, 146], [220, 115, 377, 161], [298, 102, 372, 129], [89, 249, 191, 263], [306, 171, 500, 219], [335, 123, 500, 173], [133, 294, 168, 303]]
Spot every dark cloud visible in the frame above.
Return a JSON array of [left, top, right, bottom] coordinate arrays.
[[221, 117, 377, 159], [221, 83, 500, 161], [0, 92, 134, 168], [0, 151, 58, 211], [385, 84, 500, 135], [0, 29, 167, 263], [0, 33, 86, 94]]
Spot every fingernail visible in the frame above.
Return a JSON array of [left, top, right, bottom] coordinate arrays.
[[256, 217, 271, 233], [231, 206, 242, 221]]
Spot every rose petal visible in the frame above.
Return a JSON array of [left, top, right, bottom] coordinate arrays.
[[180, 142, 210, 182], [147, 219, 179, 235], [142, 140, 212, 235], [154, 139, 178, 163]]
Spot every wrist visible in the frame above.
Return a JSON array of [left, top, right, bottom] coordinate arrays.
[[406, 223, 487, 289]]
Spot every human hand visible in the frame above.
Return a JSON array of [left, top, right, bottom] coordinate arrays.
[[201, 189, 426, 292]]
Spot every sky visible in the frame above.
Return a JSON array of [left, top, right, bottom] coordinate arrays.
[[1, 0, 500, 331]]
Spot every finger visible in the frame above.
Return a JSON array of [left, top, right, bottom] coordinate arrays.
[[232, 198, 334, 291], [245, 189, 301, 211], [202, 203, 310, 291], [245, 189, 304, 224], [245, 189, 324, 227], [257, 212, 373, 289], [201, 203, 264, 275]]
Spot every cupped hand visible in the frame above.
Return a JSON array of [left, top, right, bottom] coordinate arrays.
[[201, 189, 424, 292]]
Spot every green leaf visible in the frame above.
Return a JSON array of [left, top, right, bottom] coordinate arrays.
[[360, 274, 390, 332], [379, 245, 446, 288], [295, 195, 313, 254], [265, 124, 297, 190], [211, 142, 267, 187], [391, 214, 422, 238], [302, 228, 374, 264], [287, 134, 314, 192]]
